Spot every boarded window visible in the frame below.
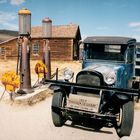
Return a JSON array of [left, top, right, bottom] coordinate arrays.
[[32, 43, 40, 54], [0, 47, 6, 55]]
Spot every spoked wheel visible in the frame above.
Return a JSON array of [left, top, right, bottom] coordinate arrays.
[[115, 101, 134, 138], [51, 91, 67, 127]]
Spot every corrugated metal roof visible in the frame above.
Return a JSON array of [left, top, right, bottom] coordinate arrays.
[[83, 36, 136, 45]]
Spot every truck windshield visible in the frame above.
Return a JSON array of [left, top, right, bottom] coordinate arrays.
[[84, 44, 126, 61]]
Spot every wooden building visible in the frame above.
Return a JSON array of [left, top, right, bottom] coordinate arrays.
[[0, 24, 81, 60]]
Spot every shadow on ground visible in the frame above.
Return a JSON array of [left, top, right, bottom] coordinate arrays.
[[64, 120, 113, 135]]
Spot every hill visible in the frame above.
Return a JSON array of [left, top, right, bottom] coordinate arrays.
[[0, 29, 18, 43]]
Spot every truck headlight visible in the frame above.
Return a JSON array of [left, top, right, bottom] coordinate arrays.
[[104, 72, 116, 85], [64, 68, 74, 81]]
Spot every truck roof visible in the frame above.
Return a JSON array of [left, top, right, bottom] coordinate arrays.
[[136, 42, 140, 46], [83, 36, 136, 45]]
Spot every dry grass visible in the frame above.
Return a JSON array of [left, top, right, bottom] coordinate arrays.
[[0, 60, 81, 86], [0, 60, 140, 109]]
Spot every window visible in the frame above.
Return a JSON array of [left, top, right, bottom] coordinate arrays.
[[105, 45, 121, 53], [32, 42, 40, 54], [73, 43, 79, 60], [85, 44, 125, 61], [127, 46, 134, 63], [0, 47, 6, 55]]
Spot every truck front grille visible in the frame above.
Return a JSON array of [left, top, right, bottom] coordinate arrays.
[[77, 74, 100, 86]]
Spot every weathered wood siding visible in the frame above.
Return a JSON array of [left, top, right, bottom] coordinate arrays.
[[0, 39, 18, 59], [0, 38, 75, 61], [50, 38, 73, 60]]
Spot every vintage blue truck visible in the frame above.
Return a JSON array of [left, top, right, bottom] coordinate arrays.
[[44, 36, 140, 138]]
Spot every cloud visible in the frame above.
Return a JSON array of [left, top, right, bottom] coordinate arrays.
[[10, 0, 25, 6], [0, 0, 7, 4], [129, 22, 140, 27], [0, 0, 25, 6], [131, 35, 140, 42], [3, 22, 18, 30], [133, 28, 140, 32], [0, 11, 18, 30], [128, 22, 140, 33], [0, 11, 16, 22]]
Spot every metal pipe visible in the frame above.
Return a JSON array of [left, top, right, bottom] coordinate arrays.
[[16, 37, 22, 75]]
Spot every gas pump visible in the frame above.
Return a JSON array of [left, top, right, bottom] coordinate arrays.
[[42, 17, 52, 79], [17, 8, 33, 94]]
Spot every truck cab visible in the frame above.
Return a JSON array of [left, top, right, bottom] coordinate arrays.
[[78, 36, 136, 89]]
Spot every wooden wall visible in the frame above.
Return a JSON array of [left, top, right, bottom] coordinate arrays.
[[50, 38, 73, 60], [0, 38, 75, 61], [0, 39, 18, 59]]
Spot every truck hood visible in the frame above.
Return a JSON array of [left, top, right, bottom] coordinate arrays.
[[84, 64, 115, 74], [83, 64, 124, 85]]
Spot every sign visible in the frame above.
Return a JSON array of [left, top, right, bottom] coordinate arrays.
[[67, 94, 100, 113]]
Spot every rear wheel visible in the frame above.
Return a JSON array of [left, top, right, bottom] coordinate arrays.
[[115, 101, 134, 137], [51, 91, 66, 127]]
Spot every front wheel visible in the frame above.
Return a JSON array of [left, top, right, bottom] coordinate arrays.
[[115, 100, 134, 138], [51, 91, 66, 127]]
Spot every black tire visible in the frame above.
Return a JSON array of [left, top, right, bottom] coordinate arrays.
[[91, 121, 103, 131], [116, 101, 134, 138], [94, 122, 103, 130], [52, 91, 66, 127]]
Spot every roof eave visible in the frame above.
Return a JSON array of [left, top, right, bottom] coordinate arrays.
[[31, 36, 75, 39], [0, 37, 18, 45]]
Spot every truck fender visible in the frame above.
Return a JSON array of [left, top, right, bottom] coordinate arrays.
[[49, 84, 68, 96], [115, 93, 131, 101], [49, 85, 62, 92]]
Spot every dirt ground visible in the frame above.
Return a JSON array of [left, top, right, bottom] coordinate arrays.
[[0, 96, 140, 140], [0, 60, 140, 140]]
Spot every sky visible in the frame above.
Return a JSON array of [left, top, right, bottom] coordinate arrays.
[[0, 0, 140, 41]]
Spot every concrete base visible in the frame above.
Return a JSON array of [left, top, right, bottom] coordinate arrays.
[[14, 85, 52, 105], [1, 84, 53, 105]]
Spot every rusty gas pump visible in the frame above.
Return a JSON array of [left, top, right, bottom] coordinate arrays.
[[17, 8, 33, 94], [42, 17, 52, 79]]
